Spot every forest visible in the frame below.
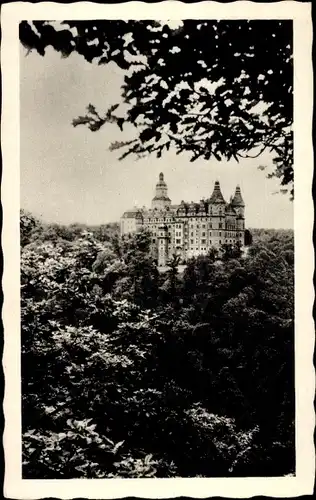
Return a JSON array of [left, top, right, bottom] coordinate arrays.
[[21, 209, 295, 478]]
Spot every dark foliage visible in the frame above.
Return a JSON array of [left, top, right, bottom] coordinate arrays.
[[21, 212, 294, 478], [19, 20, 293, 196]]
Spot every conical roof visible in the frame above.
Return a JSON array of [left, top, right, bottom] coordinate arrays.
[[209, 181, 226, 204], [231, 185, 245, 207], [225, 203, 236, 215]]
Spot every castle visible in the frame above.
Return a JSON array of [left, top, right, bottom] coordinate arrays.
[[120, 173, 245, 266]]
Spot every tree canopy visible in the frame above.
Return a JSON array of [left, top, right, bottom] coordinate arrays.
[[21, 214, 294, 478], [20, 20, 293, 197]]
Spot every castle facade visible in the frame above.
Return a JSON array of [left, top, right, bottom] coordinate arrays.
[[120, 173, 245, 266]]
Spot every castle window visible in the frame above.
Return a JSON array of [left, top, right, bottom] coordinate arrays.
[[202, 232, 206, 237], [202, 224, 206, 228], [219, 223, 222, 229], [176, 239, 181, 244], [152, 238, 156, 243], [219, 240, 222, 244], [190, 239, 194, 245], [201, 239, 206, 245], [219, 231, 221, 236], [209, 231, 212, 236]]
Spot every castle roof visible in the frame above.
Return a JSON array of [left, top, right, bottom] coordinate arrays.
[[155, 172, 167, 188], [208, 181, 226, 204], [152, 195, 171, 202], [122, 208, 143, 219], [231, 185, 245, 207], [122, 180, 244, 220], [225, 203, 237, 215]]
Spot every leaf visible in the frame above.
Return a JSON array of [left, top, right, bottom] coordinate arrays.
[[117, 118, 124, 131], [87, 104, 98, 115], [213, 151, 222, 161], [109, 103, 120, 113], [182, 116, 197, 124], [140, 128, 155, 143], [113, 440, 125, 454], [72, 116, 91, 128]]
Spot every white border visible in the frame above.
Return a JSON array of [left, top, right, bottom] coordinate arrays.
[[2, 2, 314, 498]]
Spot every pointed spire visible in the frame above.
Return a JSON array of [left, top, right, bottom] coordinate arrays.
[[231, 185, 245, 207], [152, 172, 171, 209], [209, 180, 226, 204]]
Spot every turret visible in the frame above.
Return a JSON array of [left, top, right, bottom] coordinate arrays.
[[151, 172, 171, 210], [208, 180, 226, 215], [231, 185, 245, 218], [188, 201, 197, 216], [157, 224, 169, 267], [209, 181, 226, 204], [198, 199, 207, 215], [177, 200, 187, 216]]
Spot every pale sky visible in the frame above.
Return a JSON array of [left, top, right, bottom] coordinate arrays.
[[20, 45, 293, 228]]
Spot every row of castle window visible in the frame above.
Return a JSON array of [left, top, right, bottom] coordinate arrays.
[[147, 215, 241, 224], [150, 223, 240, 234], [184, 209, 225, 215], [144, 220, 243, 230], [188, 222, 232, 229], [190, 239, 207, 245], [155, 230, 242, 239], [155, 237, 240, 244]]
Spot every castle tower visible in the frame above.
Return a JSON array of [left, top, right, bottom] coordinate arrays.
[[231, 185, 245, 218], [157, 224, 169, 267], [208, 180, 226, 215], [231, 185, 245, 244], [151, 172, 171, 210]]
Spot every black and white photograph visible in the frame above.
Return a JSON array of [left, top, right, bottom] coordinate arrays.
[[1, 1, 314, 498]]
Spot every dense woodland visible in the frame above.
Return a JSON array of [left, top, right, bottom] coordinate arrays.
[[21, 209, 294, 478]]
